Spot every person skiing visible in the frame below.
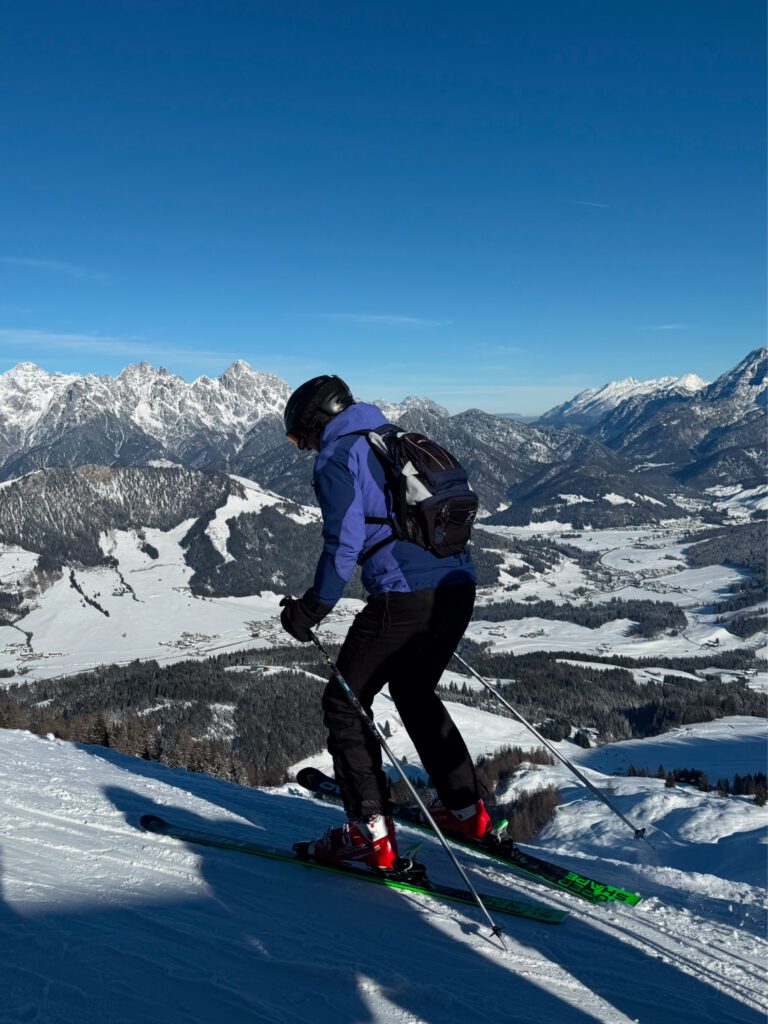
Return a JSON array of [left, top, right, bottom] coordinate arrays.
[[280, 374, 491, 872]]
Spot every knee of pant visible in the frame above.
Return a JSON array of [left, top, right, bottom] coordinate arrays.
[[321, 679, 352, 721]]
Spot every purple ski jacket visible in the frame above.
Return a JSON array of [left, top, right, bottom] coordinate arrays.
[[311, 402, 476, 607]]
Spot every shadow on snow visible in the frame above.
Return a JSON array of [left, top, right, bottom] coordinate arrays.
[[0, 741, 764, 1024]]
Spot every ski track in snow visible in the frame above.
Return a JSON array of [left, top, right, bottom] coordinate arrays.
[[1, 729, 766, 1024]]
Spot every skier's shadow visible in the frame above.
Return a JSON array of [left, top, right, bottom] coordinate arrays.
[[105, 783, 604, 1024], [96, 753, 764, 1024]]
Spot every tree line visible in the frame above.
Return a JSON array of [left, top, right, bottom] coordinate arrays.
[[0, 656, 329, 787], [444, 642, 765, 745], [626, 764, 767, 805], [472, 597, 687, 638]]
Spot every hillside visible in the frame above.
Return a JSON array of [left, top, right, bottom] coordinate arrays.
[[1, 720, 765, 1024]]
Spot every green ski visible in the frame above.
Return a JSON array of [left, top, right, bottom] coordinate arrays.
[[139, 813, 567, 925], [296, 767, 642, 908]]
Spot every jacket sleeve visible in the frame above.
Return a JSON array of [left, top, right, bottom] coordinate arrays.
[[311, 448, 366, 606]]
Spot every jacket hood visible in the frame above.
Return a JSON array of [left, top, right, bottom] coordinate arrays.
[[320, 402, 391, 448]]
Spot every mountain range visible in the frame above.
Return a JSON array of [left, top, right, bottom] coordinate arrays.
[[0, 349, 763, 545], [537, 349, 766, 490]]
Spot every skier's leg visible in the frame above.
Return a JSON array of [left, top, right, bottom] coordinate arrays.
[[321, 598, 406, 819], [387, 583, 480, 810]]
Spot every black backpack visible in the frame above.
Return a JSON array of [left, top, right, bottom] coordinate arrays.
[[358, 426, 479, 561]]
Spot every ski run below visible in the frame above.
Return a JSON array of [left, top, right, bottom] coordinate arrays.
[[1, 717, 766, 1024]]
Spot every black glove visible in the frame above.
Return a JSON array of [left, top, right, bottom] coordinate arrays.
[[280, 590, 332, 642]]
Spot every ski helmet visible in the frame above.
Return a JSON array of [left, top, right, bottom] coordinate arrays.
[[283, 375, 354, 450]]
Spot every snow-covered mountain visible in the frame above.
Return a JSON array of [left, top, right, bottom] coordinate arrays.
[[538, 373, 708, 429], [0, 360, 290, 479], [0, 353, 762, 527], [373, 395, 450, 421], [605, 349, 767, 487], [2, 361, 677, 524], [0, 465, 322, 614], [537, 349, 767, 488]]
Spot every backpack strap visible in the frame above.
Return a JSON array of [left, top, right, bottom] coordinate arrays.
[[359, 532, 397, 564], [343, 427, 399, 563]]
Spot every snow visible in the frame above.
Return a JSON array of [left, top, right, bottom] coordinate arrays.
[[603, 493, 636, 506], [1, 720, 766, 1024], [706, 484, 768, 519], [554, 658, 706, 686], [540, 373, 708, 422], [0, 522, 284, 679], [0, 543, 40, 585], [0, 515, 765, 1022], [0, 360, 292, 454], [558, 494, 594, 505], [1, 519, 761, 683], [205, 478, 319, 563], [467, 612, 752, 661], [570, 717, 768, 791], [482, 520, 576, 535]]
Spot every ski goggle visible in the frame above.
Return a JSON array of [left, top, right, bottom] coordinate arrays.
[[287, 432, 308, 450]]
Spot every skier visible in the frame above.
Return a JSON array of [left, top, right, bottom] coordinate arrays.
[[280, 374, 492, 871]]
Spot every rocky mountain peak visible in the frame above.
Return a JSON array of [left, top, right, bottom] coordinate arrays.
[[374, 395, 450, 421], [703, 347, 767, 403], [675, 373, 708, 392]]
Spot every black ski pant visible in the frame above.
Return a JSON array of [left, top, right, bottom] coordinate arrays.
[[321, 581, 478, 820]]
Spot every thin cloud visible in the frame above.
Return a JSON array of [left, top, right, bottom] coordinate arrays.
[[648, 323, 694, 331], [0, 328, 234, 368], [319, 313, 453, 328], [1, 257, 110, 282], [563, 199, 610, 209]]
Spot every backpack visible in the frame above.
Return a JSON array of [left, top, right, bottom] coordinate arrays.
[[358, 426, 479, 561]]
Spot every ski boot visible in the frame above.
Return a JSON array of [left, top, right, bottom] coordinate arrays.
[[294, 814, 399, 870], [426, 798, 494, 840]]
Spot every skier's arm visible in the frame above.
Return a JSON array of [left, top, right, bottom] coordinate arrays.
[[311, 450, 366, 607]]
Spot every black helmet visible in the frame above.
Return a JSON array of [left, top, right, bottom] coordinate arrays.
[[283, 374, 354, 450]]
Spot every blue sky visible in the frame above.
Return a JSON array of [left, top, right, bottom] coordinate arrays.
[[0, 2, 764, 413]]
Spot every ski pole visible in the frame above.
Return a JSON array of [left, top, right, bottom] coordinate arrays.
[[309, 631, 508, 949], [451, 651, 647, 842]]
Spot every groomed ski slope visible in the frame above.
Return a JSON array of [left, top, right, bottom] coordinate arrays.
[[1, 727, 765, 1024]]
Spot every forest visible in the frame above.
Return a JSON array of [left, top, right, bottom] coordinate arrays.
[[1, 636, 763, 789], [472, 597, 687, 637], [444, 642, 765, 743]]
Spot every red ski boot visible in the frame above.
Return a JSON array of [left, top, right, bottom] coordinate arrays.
[[427, 799, 493, 840], [305, 814, 399, 870]]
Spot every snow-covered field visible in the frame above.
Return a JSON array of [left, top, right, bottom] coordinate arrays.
[[1, 716, 765, 1024], [2, 518, 764, 686], [473, 523, 765, 685], [0, 523, 282, 680], [570, 717, 767, 782], [0, 504, 350, 682]]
